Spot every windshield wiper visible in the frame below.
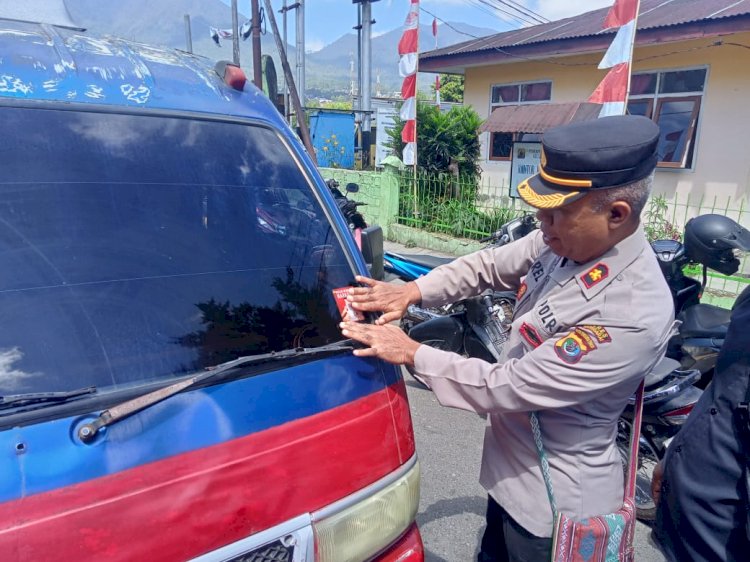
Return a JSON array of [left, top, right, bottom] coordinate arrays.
[[0, 386, 97, 412], [77, 340, 355, 443]]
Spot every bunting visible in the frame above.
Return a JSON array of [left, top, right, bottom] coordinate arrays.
[[433, 18, 440, 106], [588, 0, 641, 117], [210, 20, 252, 47], [399, 0, 419, 166]]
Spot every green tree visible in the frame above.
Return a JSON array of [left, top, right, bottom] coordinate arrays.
[[432, 74, 464, 103], [385, 101, 483, 179]]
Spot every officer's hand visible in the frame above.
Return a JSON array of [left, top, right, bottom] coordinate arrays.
[[347, 275, 421, 325], [651, 460, 664, 507], [340, 321, 420, 366]]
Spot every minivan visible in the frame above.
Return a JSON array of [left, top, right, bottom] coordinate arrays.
[[0, 14, 422, 562]]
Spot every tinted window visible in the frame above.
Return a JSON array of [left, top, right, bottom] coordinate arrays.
[[0, 108, 353, 395]]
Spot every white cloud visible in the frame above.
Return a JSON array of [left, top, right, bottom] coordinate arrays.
[[0, 347, 41, 391], [306, 38, 326, 53]]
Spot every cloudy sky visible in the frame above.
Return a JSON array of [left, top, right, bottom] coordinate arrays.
[[223, 0, 614, 52]]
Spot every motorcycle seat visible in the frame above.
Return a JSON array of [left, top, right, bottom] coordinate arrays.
[[390, 253, 454, 269], [644, 357, 681, 390], [678, 303, 731, 339]]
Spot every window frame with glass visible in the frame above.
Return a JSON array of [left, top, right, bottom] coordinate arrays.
[[627, 66, 708, 169], [487, 80, 552, 162]]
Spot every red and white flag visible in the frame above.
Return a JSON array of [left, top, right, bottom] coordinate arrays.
[[399, 0, 419, 166], [588, 0, 641, 117]]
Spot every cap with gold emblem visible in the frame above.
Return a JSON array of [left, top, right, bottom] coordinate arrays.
[[517, 115, 660, 209]]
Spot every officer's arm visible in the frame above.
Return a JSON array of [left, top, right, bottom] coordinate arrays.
[[415, 230, 545, 309], [412, 321, 661, 414]]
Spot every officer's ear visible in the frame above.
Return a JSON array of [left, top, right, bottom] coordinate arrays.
[[608, 201, 633, 229]]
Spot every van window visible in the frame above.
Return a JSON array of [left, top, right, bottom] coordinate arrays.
[[0, 107, 353, 395]]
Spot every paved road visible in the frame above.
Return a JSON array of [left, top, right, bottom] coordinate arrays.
[[405, 376, 667, 561]]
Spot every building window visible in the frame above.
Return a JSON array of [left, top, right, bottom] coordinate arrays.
[[489, 132, 541, 161], [628, 68, 707, 169], [488, 81, 551, 161]]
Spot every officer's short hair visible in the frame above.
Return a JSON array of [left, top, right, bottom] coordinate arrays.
[[590, 173, 653, 218]]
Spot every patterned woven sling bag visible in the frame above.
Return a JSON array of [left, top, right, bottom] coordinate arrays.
[[530, 380, 645, 562]]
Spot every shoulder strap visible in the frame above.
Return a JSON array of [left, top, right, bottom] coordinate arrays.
[[530, 379, 646, 512], [624, 380, 645, 501], [530, 411, 558, 514]]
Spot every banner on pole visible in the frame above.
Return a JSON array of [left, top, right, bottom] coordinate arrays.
[[399, 0, 419, 165], [588, 0, 641, 117]]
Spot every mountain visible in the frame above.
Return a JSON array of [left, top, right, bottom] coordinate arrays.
[[63, 0, 495, 98], [306, 22, 495, 96]]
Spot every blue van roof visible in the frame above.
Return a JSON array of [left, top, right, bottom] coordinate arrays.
[[0, 18, 284, 124]]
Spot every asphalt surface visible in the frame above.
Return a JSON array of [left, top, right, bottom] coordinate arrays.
[[383, 240, 667, 561]]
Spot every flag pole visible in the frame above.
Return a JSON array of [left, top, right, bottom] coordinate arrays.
[[623, 0, 642, 113], [413, 3, 420, 218]]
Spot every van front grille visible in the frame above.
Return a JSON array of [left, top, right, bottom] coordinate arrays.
[[225, 539, 292, 562]]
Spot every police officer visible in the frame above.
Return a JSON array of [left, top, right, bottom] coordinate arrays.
[[652, 283, 750, 561], [341, 115, 675, 561]]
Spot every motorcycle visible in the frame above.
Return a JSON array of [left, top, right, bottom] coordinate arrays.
[[326, 178, 385, 281], [392, 214, 537, 333], [655, 214, 750, 388], [384, 213, 538, 283], [406, 292, 702, 521]]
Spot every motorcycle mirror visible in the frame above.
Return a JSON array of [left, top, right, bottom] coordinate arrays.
[[345, 183, 360, 193]]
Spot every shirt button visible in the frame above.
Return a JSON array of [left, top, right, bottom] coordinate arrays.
[[710, 407, 718, 415], [675, 445, 682, 453]]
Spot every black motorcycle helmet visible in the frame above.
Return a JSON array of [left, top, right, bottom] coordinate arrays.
[[683, 214, 750, 275]]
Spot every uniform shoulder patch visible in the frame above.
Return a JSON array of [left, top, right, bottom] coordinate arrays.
[[554, 327, 598, 364], [581, 263, 609, 289], [580, 325, 611, 343]]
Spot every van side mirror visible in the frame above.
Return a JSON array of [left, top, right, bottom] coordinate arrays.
[[360, 225, 384, 281]]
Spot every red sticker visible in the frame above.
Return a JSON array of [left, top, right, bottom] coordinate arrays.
[[581, 263, 609, 289], [332, 286, 364, 322]]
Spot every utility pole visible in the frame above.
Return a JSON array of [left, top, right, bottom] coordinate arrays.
[[361, 0, 372, 167], [231, 0, 240, 66], [353, 1, 379, 166], [263, 0, 316, 164], [251, 0, 262, 88], [295, 0, 305, 106], [183, 14, 193, 53], [281, 0, 290, 121]]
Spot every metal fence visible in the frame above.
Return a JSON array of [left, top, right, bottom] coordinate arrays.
[[395, 170, 749, 303], [395, 170, 530, 239]]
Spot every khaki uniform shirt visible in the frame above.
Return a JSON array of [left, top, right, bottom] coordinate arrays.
[[413, 227, 675, 537]]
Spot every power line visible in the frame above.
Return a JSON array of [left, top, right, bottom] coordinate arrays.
[[495, 0, 550, 24], [476, 0, 539, 26]]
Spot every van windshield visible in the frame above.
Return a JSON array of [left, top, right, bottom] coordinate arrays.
[[0, 107, 354, 396]]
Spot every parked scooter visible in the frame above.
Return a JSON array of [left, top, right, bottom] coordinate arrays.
[[655, 214, 750, 388], [406, 292, 702, 521]]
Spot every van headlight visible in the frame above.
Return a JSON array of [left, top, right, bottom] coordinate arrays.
[[313, 460, 420, 562]]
